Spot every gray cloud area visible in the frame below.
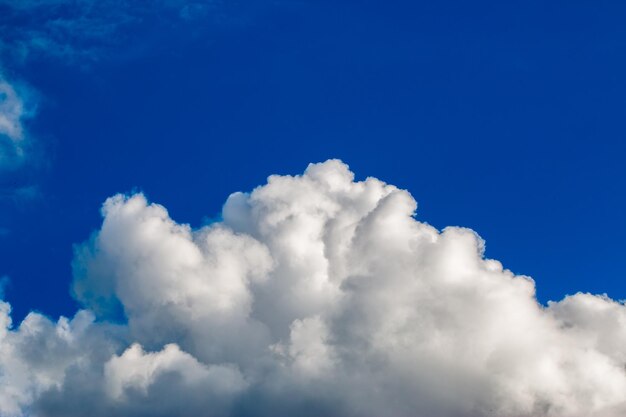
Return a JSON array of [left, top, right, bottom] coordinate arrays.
[[1, 160, 625, 417]]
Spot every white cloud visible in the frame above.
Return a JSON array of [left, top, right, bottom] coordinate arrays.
[[104, 343, 247, 415], [1, 159, 626, 417]]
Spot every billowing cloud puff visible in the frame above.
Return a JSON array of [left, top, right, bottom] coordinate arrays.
[[1, 160, 626, 417]]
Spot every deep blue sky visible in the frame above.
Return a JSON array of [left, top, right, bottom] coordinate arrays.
[[1, 0, 625, 322]]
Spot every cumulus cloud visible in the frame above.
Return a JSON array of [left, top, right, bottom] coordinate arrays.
[[1, 159, 626, 417]]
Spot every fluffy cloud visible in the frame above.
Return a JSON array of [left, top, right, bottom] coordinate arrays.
[[1, 160, 626, 417]]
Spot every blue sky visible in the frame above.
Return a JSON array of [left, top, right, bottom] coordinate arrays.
[[2, 3, 626, 416], [1, 0, 625, 326]]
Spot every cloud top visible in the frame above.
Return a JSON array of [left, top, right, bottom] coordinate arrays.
[[1, 160, 625, 417]]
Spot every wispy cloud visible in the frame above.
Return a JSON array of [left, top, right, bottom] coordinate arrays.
[[0, 0, 226, 64], [0, 75, 33, 170], [0, 0, 234, 222], [0, 79, 24, 141]]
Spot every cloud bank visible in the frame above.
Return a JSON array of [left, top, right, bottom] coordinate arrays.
[[1, 160, 625, 417]]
